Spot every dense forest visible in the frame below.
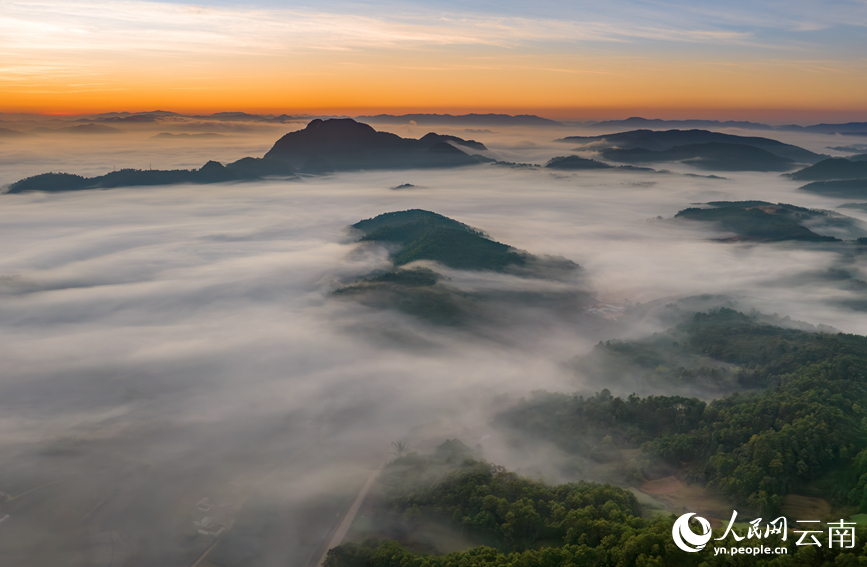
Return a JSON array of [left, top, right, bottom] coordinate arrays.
[[502, 309, 867, 514], [326, 440, 867, 566], [327, 308, 867, 566]]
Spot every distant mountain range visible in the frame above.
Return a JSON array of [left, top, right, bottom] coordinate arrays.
[[587, 117, 774, 130], [356, 113, 566, 127], [86, 110, 308, 124], [31, 124, 125, 135], [779, 122, 867, 135], [2, 110, 865, 136]]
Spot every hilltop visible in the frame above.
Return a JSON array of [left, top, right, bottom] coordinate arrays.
[[789, 158, 867, 181], [800, 179, 867, 198], [335, 210, 585, 325], [673, 201, 864, 243], [558, 129, 824, 165], [264, 118, 490, 172]]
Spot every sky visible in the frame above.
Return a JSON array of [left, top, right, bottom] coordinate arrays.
[[1, 0, 866, 120]]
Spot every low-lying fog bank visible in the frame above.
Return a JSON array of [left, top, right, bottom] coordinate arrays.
[[1, 126, 866, 565]]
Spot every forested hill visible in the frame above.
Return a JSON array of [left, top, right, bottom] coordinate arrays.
[[335, 210, 585, 325], [326, 439, 867, 567], [499, 308, 867, 516]]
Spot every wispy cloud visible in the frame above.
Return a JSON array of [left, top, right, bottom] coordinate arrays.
[[0, 0, 770, 58]]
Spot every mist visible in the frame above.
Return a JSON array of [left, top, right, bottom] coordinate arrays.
[[2, 122, 867, 565]]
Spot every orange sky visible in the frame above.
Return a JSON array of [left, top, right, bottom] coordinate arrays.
[[2, 1, 866, 122]]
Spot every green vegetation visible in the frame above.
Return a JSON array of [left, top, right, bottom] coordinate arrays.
[[337, 210, 581, 325], [353, 210, 527, 271], [326, 440, 867, 566], [674, 202, 844, 243], [499, 308, 867, 516]]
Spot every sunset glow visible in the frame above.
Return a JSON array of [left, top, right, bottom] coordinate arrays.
[[3, 0, 866, 120]]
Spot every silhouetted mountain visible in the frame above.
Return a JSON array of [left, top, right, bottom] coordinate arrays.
[[90, 110, 181, 119], [545, 155, 612, 169], [193, 112, 267, 121], [6, 158, 296, 193], [601, 142, 796, 171], [828, 145, 867, 153], [589, 117, 773, 130], [418, 132, 487, 151], [89, 110, 305, 124], [779, 122, 867, 135], [263, 118, 490, 171], [92, 111, 181, 123], [675, 202, 844, 242], [790, 158, 867, 181], [32, 124, 125, 135], [357, 113, 565, 127], [149, 132, 225, 139], [799, 179, 867, 198], [851, 154, 867, 162], [559, 129, 824, 164], [0, 128, 31, 138]]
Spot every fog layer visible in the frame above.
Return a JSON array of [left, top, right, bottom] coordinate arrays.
[[1, 124, 866, 565]]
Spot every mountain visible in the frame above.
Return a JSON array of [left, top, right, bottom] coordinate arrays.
[[558, 129, 825, 164], [90, 110, 181, 119], [545, 155, 612, 169], [779, 122, 867, 134], [588, 117, 773, 130], [799, 179, 867, 198], [263, 118, 490, 171], [91, 111, 182, 123], [6, 158, 296, 193], [31, 124, 125, 135], [0, 127, 32, 138], [789, 158, 867, 181], [335, 210, 584, 324], [356, 113, 565, 127], [674, 201, 847, 242], [149, 132, 225, 139], [352, 210, 527, 271], [601, 142, 796, 171]]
